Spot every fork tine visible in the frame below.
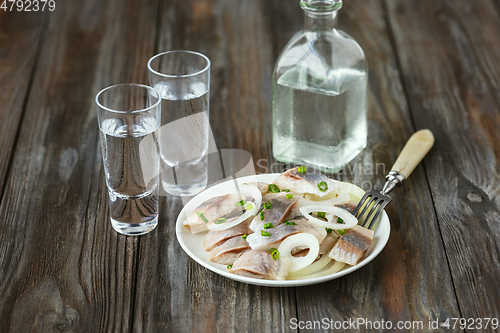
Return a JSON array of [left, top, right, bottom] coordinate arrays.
[[361, 198, 383, 227], [355, 194, 378, 220], [353, 190, 393, 230], [352, 193, 371, 216], [366, 201, 389, 230]]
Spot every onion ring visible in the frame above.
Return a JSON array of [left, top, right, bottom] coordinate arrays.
[[294, 261, 346, 280], [278, 233, 320, 272], [299, 205, 358, 229], [287, 254, 332, 278]]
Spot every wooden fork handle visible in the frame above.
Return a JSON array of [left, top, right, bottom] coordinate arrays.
[[391, 129, 435, 178]]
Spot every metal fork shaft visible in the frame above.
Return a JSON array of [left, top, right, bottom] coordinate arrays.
[[381, 171, 406, 195]]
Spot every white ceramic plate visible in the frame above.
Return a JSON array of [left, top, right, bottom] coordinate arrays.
[[176, 173, 390, 287]]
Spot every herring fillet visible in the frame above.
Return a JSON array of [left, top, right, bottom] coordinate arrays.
[[329, 225, 374, 265], [203, 217, 251, 251], [208, 236, 250, 265], [185, 193, 243, 234], [249, 193, 297, 231], [335, 203, 357, 214], [229, 250, 291, 280], [247, 217, 327, 251], [272, 166, 338, 197]]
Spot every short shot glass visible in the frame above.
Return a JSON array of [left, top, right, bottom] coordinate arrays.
[[96, 84, 161, 235]]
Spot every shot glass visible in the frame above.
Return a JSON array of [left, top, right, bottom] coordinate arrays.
[[147, 50, 211, 196], [96, 84, 161, 235]]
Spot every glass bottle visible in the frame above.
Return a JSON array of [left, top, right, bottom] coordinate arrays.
[[272, 0, 367, 172]]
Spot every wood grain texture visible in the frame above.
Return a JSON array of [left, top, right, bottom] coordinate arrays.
[[2, 0, 500, 331], [0, 0, 157, 331], [0, 11, 44, 199], [135, 0, 463, 331], [386, 0, 500, 322], [133, 1, 297, 331], [289, 0, 461, 330]]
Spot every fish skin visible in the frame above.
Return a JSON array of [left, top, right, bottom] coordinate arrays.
[[335, 203, 357, 214], [272, 166, 337, 197], [229, 250, 291, 280], [249, 193, 297, 232], [208, 236, 251, 265], [329, 225, 374, 265], [202, 218, 252, 251], [247, 217, 327, 251], [185, 193, 243, 234], [291, 247, 310, 257]]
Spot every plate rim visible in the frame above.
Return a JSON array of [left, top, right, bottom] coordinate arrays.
[[175, 173, 390, 287]]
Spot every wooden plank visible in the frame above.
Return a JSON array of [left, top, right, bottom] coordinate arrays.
[[132, 0, 298, 331], [0, 0, 157, 331], [0, 11, 44, 199], [386, 0, 500, 321], [135, 0, 463, 331], [288, 0, 462, 330]]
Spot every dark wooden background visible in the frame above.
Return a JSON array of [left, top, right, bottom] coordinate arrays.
[[1, 0, 499, 332]]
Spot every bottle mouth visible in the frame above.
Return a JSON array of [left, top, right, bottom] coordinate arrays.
[[300, 0, 342, 12]]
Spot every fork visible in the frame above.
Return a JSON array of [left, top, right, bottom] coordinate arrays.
[[353, 129, 435, 230]]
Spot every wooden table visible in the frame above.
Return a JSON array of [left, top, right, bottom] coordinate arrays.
[[1, 0, 499, 331]]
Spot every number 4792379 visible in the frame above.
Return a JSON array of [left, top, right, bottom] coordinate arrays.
[[1, 0, 55, 11], [441, 318, 498, 330]]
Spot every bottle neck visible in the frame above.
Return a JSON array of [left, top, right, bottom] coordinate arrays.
[[304, 10, 338, 31]]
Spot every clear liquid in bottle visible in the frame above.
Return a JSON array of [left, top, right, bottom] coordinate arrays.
[[272, 0, 367, 172]]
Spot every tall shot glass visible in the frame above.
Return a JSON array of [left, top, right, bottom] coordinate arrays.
[[96, 84, 161, 235], [147, 51, 210, 196]]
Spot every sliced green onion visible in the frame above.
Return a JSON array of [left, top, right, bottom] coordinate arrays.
[[263, 222, 273, 229], [317, 181, 328, 192], [227, 264, 233, 269], [261, 230, 271, 237], [284, 220, 296, 226], [297, 166, 307, 173], [260, 211, 265, 220], [264, 201, 272, 209], [337, 217, 346, 235], [268, 247, 278, 253], [245, 203, 253, 211], [325, 228, 333, 233], [282, 189, 290, 192], [235, 200, 246, 206], [317, 211, 326, 219], [215, 217, 227, 224], [268, 184, 280, 193], [196, 212, 209, 224], [270, 249, 280, 260], [242, 234, 248, 239], [286, 194, 293, 199]]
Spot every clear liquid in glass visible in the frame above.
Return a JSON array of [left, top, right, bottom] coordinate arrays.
[[100, 116, 159, 234], [154, 81, 210, 196]]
